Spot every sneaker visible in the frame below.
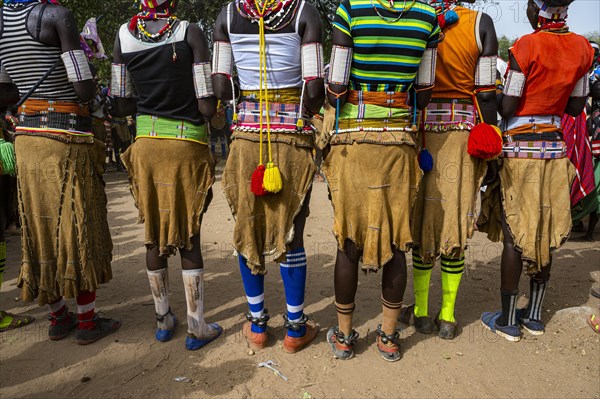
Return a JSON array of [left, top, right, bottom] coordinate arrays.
[[375, 325, 401, 362], [327, 326, 358, 360], [242, 321, 269, 350], [155, 310, 177, 342], [75, 316, 121, 345], [48, 311, 78, 341], [481, 311, 521, 342], [282, 315, 319, 354], [516, 308, 544, 336], [185, 323, 222, 351]]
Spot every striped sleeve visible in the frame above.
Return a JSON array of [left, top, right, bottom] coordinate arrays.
[[427, 19, 441, 47], [333, 0, 352, 37]]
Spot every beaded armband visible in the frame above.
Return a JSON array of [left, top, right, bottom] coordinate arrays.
[[212, 41, 233, 77], [111, 63, 135, 98], [416, 48, 437, 86], [475, 56, 497, 87], [301, 42, 324, 81], [193, 62, 214, 99], [61, 50, 93, 83], [503, 70, 526, 97], [329, 45, 352, 85], [570, 73, 590, 97]]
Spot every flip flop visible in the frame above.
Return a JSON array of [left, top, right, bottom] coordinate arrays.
[[587, 314, 600, 334], [0, 311, 35, 332]]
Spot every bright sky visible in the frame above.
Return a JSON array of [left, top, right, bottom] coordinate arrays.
[[466, 0, 600, 39]]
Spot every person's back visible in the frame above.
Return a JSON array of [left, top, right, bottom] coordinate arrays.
[[432, 6, 481, 99], [0, 2, 77, 101], [0, 0, 119, 346], [410, 0, 499, 341], [336, 0, 439, 93], [117, 20, 203, 124], [323, 0, 440, 362], [113, 0, 222, 351], [512, 31, 592, 117], [479, 0, 594, 343]]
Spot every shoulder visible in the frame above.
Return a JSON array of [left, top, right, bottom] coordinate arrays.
[[412, 1, 438, 17], [46, 4, 75, 21], [512, 33, 535, 50]]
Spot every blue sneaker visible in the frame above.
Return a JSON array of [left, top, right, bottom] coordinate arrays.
[[516, 308, 545, 336], [185, 323, 223, 351], [481, 311, 521, 342]]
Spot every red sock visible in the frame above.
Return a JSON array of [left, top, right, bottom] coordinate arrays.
[[48, 298, 68, 325], [77, 291, 96, 330]]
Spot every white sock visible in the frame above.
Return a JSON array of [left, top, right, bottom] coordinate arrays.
[[147, 268, 173, 330], [182, 269, 215, 338], [47, 298, 66, 314]]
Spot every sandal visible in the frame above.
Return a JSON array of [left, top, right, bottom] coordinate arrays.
[[327, 326, 358, 360], [588, 314, 600, 334], [0, 310, 34, 333], [376, 325, 402, 362]]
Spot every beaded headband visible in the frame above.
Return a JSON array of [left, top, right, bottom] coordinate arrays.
[[533, 0, 569, 20]]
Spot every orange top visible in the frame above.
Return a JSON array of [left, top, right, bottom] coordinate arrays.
[[432, 6, 480, 100], [512, 31, 594, 117]]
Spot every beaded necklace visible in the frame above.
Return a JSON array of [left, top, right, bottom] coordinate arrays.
[[370, 0, 416, 23], [535, 17, 568, 33], [136, 14, 178, 41], [237, 0, 299, 31]]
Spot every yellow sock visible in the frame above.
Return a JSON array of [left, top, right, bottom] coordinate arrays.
[[412, 252, 433, 318], [440, 254, 465, 323]]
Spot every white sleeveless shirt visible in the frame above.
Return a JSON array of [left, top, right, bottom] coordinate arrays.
[[228, 1, 305, 90]]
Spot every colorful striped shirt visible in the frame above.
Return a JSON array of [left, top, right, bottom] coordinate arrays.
[[333, 0, 440, 92]]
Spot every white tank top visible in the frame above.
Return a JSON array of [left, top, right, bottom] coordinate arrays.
[[228, 1, 304, 91]]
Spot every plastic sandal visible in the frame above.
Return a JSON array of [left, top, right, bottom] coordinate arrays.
[[588, 314, 600, 334], [0, 311, 34, 333]]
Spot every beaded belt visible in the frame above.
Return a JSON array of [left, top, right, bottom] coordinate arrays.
[[233, 101, 312, 135], [503, 115, 561, 132], [16, 99, 93, 142], [502, 140, 567, 159], [136, 115, 208, 144], [422, 99, 476, 132]]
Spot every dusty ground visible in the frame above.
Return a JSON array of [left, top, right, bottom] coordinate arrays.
[[1, 165, 599, 399]]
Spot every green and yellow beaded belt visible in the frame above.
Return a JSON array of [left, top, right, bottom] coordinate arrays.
[[136, 114, 208, 145]]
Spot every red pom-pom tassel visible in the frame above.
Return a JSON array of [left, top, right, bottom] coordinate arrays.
[[468, 123, 503, 160], [437, 14, 447, 29], [250, 164, 267, 196]]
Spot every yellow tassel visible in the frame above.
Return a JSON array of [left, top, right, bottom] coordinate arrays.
[[296, 118, 304, 129], [263, 162, 283, 193]]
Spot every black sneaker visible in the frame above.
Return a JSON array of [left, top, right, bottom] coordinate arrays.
[[75, 316, 121, 345], [48, 312, 78, 341]]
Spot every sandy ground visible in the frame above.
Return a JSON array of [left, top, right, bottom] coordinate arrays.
[[1, 165, 599, 399]]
